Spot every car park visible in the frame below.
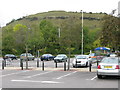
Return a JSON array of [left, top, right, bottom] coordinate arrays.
[[4, 54, 17, 60], [72, 55, 90, 67], [97, 57, 120, 79], [20, 53, 34, 61], [41, 54, 55, 61], [54, 54, 67, 63]]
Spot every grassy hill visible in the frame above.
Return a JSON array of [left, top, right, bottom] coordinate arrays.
[[2, 11, 108, 55], [6, 10, 106, 30]]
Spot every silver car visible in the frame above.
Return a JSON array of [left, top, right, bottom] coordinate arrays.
[[54, 54, 67, 63], [72, 55, 90, 67], [20, 53, 34, 61], [97, 57, 120, 79]]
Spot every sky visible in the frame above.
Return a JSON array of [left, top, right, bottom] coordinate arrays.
[[0, 0, 120, 27]]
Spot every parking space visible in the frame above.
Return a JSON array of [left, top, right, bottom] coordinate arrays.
[[0, 57, 119, 88], [1, 69, 119, 88]]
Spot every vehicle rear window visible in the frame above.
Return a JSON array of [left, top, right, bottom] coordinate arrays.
[[101, 58, 120, 64]]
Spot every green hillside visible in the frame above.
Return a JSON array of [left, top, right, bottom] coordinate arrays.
[[2, 11, 108, 56], [6, 11, 105, 29]]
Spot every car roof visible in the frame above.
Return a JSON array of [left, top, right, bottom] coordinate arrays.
[[76, 55, 89, 57], [57, 54, 66, 56]]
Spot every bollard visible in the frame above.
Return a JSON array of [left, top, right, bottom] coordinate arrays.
[[76, 59, 77, 68], [89, 61, 92, 72], [21, 60, 23, 70], [4, 59, 6, 67], [97, 59, 99, 66], [55, 62, 57, 68], [20, 59, 22, 67], [42, 60, 44, 71], [64, 61, 66, 71], [37, 58, 39, 67], [2, 60, 4, 70]]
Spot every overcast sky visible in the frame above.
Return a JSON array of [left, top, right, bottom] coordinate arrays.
[[0, 0, 119, 27]]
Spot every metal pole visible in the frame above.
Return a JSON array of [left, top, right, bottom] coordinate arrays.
[[21, 59, 23, 70], [76, 59, 77, 68], [97, 58, 99, 66], [81, 10, 84, 55], [42, 60, 44, 71], [55, 62, 57, 68], [4, 59, 6, 67], [26, 45, 28, 69], [67, 50, 70, 70], [89, 61, 92, 72], [2, 60, 4, 70], [64, 60, 66, 71], [37, 50, 39, 67]]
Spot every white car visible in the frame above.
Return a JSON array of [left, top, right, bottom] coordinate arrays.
[[72, 55, 90, 67], [110, 53, 117, 57], [97, 57, 120, 79]]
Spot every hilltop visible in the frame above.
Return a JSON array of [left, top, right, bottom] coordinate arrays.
[[2, 11, 108, 55]]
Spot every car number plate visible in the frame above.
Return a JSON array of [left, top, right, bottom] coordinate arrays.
[[104, 66, 112, 68]]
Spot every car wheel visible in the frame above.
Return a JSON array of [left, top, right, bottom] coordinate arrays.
[[97, 75, 102, 79]]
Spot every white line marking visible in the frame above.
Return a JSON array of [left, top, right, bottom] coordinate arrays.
[[91, 75, 97, 80], [24, 71, 54, 78], [11, 80, 63, 83], [56, 71, 77, 80], [0, 70, 30, 77]]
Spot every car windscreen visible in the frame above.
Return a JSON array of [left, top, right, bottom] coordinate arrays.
[[57, 56, 64, 58], [101, 58, 120, 64], [76, 56, 87, 59]]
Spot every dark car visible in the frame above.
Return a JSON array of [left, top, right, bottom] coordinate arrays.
[[41, 54, 55, 61], [4, 54, 17, 60]]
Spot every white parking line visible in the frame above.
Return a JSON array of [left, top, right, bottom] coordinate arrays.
[[11, 79, 63, 83], [0, 70, 30, 77], [91, 75, 97, 80], [24, 71, 54, 79], [56, 71, 77, 80]]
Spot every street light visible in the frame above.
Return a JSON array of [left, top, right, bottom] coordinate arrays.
[[81, 10, 84, 55], [25, 27, 30, 69]]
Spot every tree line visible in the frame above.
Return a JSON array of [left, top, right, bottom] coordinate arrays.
[[2, 14, 120, 56]]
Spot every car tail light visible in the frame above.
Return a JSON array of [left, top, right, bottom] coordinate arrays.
[[98, 65, 101, 69], [115, 65, 120, 69]]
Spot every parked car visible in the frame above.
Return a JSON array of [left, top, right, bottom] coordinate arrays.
[[110, 53, 117, 57], [20, 53, 34, 61], [89, 57, 97, 63], [41, 54, 55, 61], [97, 57, 120, 79], [4, 54, 17, 60], [89, 53, 96, 58], [72, 55, 90, 67], [54, 54, 67, 63]]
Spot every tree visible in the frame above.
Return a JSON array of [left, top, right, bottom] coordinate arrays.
[[100, 15, 120, 51]]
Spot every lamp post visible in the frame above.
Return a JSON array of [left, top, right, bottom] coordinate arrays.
[[25, 27, 30, 70], [81, 10, 84, 55]]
